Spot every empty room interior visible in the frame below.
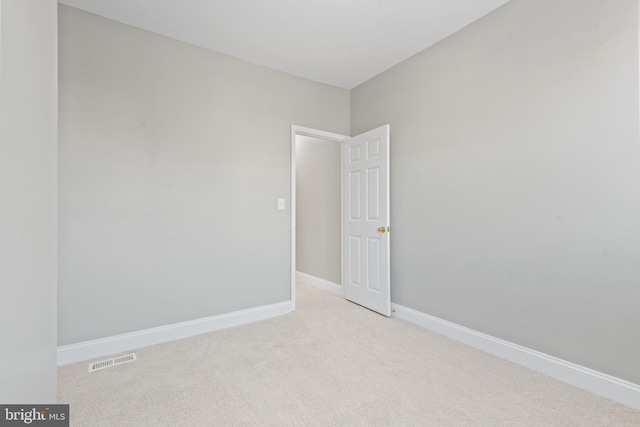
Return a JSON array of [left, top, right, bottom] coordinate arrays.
[[2, 0, 640, 425]]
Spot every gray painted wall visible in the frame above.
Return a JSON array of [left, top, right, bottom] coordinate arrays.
[[58, 5, 349, 345], [0, 0, 58, 403], [295, 135, 342, 284], [351, 0, 640, 384]]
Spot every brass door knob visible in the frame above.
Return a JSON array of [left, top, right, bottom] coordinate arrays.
[[378, 226, 387, 233]]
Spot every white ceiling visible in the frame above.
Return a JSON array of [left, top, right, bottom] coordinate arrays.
[[58, 0, 511, 89]]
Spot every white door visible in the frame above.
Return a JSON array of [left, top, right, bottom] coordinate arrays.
[[343, 125, 390, 316]]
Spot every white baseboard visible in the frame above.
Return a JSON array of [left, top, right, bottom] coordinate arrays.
[[391, 303, 640, 411], [57, 301, 293, 366], [296, 271, 341, 296]]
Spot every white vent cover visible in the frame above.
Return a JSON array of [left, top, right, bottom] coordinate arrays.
[[88, 353, 137, 372]]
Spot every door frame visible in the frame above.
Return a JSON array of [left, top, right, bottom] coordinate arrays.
[[290, 125, 349, 311]]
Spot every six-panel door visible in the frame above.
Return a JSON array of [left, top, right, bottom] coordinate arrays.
[[343, 125, 390, 316]]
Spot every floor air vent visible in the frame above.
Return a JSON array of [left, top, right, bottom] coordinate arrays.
[[88, 353, 137, 372]]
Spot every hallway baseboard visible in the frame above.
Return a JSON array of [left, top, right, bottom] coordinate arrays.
[[296, 271, 341, 296]]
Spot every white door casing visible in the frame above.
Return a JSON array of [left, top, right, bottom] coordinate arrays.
[[342, 125, 390, 316]]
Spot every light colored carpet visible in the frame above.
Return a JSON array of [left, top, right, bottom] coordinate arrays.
[[58, 282, 640, 426]]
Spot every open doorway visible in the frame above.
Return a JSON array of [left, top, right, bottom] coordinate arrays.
[[290, 124, 391, 315], [290, 126, 348, 310], [295, 135, 342, 290]]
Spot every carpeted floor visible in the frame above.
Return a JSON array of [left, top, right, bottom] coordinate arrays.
[[58, 281, 640, 426]]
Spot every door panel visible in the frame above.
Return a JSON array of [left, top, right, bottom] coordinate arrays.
[[343, 125, 390, 316]]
